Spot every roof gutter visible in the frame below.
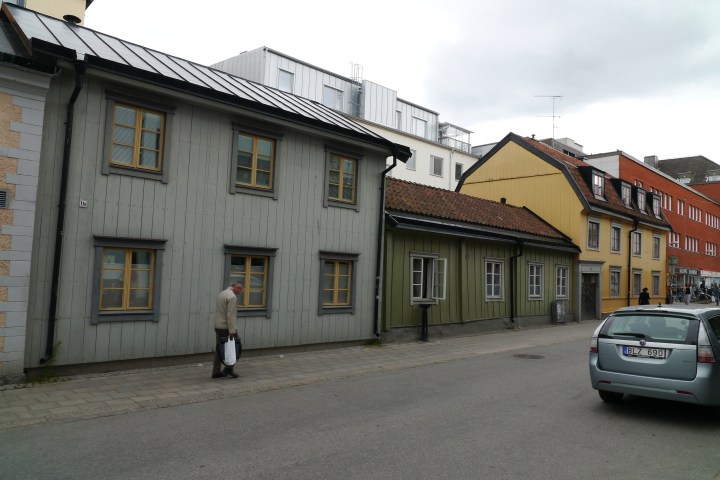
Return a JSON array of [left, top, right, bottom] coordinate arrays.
[[41, 59, 87, 364]]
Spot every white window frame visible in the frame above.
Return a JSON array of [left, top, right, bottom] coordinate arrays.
[[556, 265, 569, 299], [652, 271, 660, 296], [610, 224, 621, 253], [632, 271, 642, 296], [410, 253, 447, 304], [485, 259, 504, 301], [528, 263, 544, 300], [454, 163, 463, 181], [621, 183, 632, 206], [610, 268, 621, 297], [633, 231, 642, 256], [278, 69, 294, 93], [412, 117, 427, 137], [592, 172, 604, 197], [587, 219, 600, 250], [322, 85, 343, 110], [405, 149, 416, 170], [430, 156, 443, 177], [636, 189, 646, 211], [652, 235, 660, 259]]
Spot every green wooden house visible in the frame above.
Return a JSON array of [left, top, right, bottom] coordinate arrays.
[[381, 178, 581, 340]]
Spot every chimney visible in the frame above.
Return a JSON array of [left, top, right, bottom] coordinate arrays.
[[500, 197, 506, 204], [63, 14, 81, 25], [644, 155, 658, 167]]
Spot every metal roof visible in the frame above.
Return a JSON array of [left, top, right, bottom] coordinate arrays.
[[1, 3, 411, 158]]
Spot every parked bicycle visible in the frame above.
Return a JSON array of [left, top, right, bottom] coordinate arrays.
[[692, 288, 712, 304]]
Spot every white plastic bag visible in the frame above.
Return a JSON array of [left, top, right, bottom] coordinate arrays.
[[223, 337, 237, 367]]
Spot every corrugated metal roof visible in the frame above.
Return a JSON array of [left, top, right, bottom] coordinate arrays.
[[2, 3, 408, 154]]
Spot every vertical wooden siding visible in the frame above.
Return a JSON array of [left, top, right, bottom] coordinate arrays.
[[25, 72, 387, 367], [383, 229, 575, 330]]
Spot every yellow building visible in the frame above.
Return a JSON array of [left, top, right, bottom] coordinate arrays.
[[458, 133, 670, 320], [2, 0, 92, 24]]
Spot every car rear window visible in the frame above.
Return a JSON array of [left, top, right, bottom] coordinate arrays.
[[708, 315, 720, 341], [602, 314, 698, 344]]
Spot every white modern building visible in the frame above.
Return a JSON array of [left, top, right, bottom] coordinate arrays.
[[212, 47, 479, 190]]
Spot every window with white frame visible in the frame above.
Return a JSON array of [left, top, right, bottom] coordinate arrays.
[[707, 242, 718, 256], [454, 163, 463, 181], [610, 268, 621, 297], [411, 253, 447, 304], [621, 183, 632, 206], [706, 212, 719, 229], [396, 111, 402, 130], [322, 85, 343, 110], [632, 271, 642, 296], [652, 195, 661, 217], [485, 259, 504, 300], [412, 117, 427, 137], [556, 266, 569, 299], [685, 236, 699, 253], [677, 199, 685, 216], [636, 189, 646, 212], [405, 149, 416, 170], [611, 224, 621, 253], [633, 231, 642, 256], [528, 263, 544, 299], [688, 205, 702, 222], [653, 235, 660, 259], [278, 69, 294, 93], [668, 232, 680, 248], [662, 192, 672, 211], [652, 272, 660, 296], [587, 219, 600, 249], [430, 156, 443, 176], [592, 172, 604, 197]]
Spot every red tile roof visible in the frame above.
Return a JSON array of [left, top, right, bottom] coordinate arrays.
[[385, 177, 568, 240]]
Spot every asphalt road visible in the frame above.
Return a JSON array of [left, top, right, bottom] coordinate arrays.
[[3, 335, 720, 479]]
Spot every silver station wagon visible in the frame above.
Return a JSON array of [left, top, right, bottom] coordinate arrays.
[[589, 306, 720, 406]]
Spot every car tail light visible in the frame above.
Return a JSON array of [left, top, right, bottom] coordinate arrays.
[[697, 323, 716, 364], [590, 334, 598, 353]]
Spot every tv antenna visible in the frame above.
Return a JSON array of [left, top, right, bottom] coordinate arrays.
[[535, 95, 562, 139]]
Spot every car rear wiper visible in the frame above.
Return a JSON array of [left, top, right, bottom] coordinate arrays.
[[613, 332, 646, 338]]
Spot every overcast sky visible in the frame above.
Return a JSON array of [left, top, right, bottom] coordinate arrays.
[[84, 0, 720, 162]]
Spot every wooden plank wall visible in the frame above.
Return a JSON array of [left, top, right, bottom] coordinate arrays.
[[25, 72, 386, 368]]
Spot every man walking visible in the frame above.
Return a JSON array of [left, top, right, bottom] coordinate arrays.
[[212, 281, 244, 379], [639, 287, 650, 305]]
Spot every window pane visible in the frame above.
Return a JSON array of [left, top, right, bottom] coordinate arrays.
[[113, 125, 135, 146], [101, 270, 124, 289], [256, 171, 270, 188], [237, 134, 253, 152], [257, 139, 273, 157], [139, 150, 159, 168], [237, 168, 252, 184], [141, 131, 160, 149], [142, 112, 162, 131], [101, 290, 123, 309], [131, 270, 151, 288], [328, 170, 339, 184], [337, 290, 349, 305], [237, 151, 253, 168], [248, 291, 264, 306], [322, 289, 334, 304], [112, 145, 133, 165], [342, 186, 354, 201], [257, 155, 272, 171], [250, 258, 265, 270], [328, 185, 339, 199], [128, 289, 150, 308], [132, 251, 152, 267], [329, 156, 340, 170], [114, 106, 136, 126], [103, 249, 126, 268]]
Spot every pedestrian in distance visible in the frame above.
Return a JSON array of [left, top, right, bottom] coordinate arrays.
[[639, 287, 650, 305], [212, 281, 243, 379], [684, 283, 692, 305], [713, 283, 720, 307]]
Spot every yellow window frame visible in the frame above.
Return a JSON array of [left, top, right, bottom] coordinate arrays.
[[328, 155, 357, 203], [236, 133, 275, 190], [111, 104, 165, 172], [99, 248, 155, 311], [323, 259, 352, 306], [231, 255, 269, 308]]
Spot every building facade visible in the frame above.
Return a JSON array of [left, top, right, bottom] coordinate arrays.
[[212, 47, 479, 190], [382, 178, 579, 339], [0, 4, 410, 378], [458, 134, 670, 320], [1, 0, 92, 24], [586, 152, 720, 289]]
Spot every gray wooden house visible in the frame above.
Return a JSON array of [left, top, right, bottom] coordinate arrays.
[[382, 178, 580, 339], [0, 4, 410, 375]]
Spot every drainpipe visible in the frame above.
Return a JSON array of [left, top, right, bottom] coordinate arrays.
[[626, 219, 639, 307], [41, 60, 87, 364], [509, 241, 524, 327], [373, 156, 398, 337]]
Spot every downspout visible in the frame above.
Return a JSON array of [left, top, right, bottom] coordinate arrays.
[[41, 60, 87, 364], [626, 219, 639, 307], [509, 242, 524, 327], [373, 156, 398, 337]]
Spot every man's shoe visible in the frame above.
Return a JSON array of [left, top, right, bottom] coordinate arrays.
[[212, 372, 228, 379], [222, 368, 239, 378]]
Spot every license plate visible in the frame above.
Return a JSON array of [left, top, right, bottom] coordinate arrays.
[[623, 346, 667, 358]]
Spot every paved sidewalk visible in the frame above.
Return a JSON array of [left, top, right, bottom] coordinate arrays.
[[0, 321, 600, 431]]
